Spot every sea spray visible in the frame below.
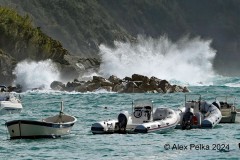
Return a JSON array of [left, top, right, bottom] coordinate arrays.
[[99, 36, 217, 85], [13, 59, 60, 91]]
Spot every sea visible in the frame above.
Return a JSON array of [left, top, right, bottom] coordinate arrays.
[[1, 36, 240, 159]]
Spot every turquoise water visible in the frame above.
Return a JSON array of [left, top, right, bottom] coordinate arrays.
[[1, 86, 240, 160]]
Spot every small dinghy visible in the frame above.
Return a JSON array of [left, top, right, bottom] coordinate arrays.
[[176, 94, 222, 129], [91, 99, 179, 134], [5, 102, 77, 139], [0, 85, 22, 115], [217, 96, 239, 123]]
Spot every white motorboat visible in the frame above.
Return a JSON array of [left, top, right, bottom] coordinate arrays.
[[217, 96, 239, 123], [0, 85, 22, 115], [91, 99, 179, 134], [5, 102, 77, 139], [176, 94, 222, 129]]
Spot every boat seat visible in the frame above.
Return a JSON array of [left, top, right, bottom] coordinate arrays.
[[221, 108, 232, 117], [153, 108, 167, 121]]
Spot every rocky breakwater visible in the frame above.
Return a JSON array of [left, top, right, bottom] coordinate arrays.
[[50, 74, 189, 93]]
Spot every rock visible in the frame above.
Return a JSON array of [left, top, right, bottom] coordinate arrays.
[[98, 86, 112, 92], [7, 85, 22, 93], [87, 82, 101, 92], [92, 76, 106, 83], [123, 81, 145, 93], [132, 74, 149, 83], [74, 85, 87, 92], [49, 74, 189, 94], [113, 83, 125, 92], [123, 86, 145, 93], [158, 80, 171, 93], [183, 86, 190, 92], [108, 75, 121, 84], [50, 81, 65, 91], [150, 76, 161, 84], [139, 83, 156, 92], [100, 80, 113, 86], [123, 76, 132, 82]]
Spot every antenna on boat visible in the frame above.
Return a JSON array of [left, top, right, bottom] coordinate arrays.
[[60, 101, 64, 115]]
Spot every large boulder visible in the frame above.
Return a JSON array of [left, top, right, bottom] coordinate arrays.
[[100, 80, 113, 87], [113, 83, 125, 92], [158, 80, 171, 93], [87, 82, 101, 92], [139, 83, 156, 92], [132, 74, 149, 83], [108, 75, 121, 84], [123, 81, 145, 93], [50, 81, 65, 91], [92, 76, 106, 83], [123, 76, 132, 82], [74, 85, 87, 92]]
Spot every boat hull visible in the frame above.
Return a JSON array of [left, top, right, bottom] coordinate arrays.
[[0, 101, 22, 115], [132, 121, 178, 134], [219, 107, 237, 123], [220, 112, 237, 123], [6, 119, 76, 139]]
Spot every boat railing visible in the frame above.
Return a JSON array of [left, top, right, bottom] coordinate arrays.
[[185, 94, 201, 103], [215, 96, 236, 107]]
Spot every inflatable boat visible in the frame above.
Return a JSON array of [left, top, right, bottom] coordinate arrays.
[[176, 94, 222, 129], [91, 99, 179, 134]]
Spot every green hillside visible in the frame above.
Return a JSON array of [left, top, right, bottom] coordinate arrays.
[[0, 7, 68, 63]]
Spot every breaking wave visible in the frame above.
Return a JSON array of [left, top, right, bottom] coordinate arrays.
[[13, 59, 60, 91], [99, 36, 217, 85]]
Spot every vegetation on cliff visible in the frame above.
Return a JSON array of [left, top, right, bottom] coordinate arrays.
[[0, 7, 69, 64]]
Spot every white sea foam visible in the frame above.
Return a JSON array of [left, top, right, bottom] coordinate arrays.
[[99, 36, 217, 85], [13, 59, 60, 91]]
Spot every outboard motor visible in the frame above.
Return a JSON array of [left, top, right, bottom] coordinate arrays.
[[117, 111, 129, 133], [181, 108, 194, 130]]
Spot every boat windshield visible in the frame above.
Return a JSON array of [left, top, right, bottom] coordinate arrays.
[[132, 99, 153, 113]]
